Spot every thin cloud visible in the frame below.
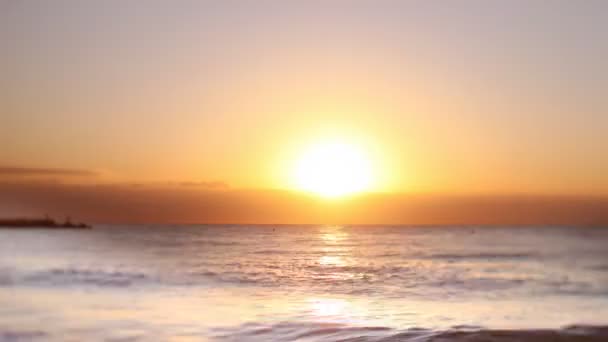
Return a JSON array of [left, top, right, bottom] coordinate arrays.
[[179, 181, 229, 190], [0, 166, 98, 177]]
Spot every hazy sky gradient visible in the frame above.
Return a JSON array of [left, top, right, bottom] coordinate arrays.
[[2, 0, 607, 196]]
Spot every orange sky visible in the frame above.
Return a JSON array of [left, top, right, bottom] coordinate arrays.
[[0, 181, 606, 225], [2, 1, 607, 223]]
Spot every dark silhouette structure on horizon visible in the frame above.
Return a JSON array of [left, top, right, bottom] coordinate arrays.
[[0, 216, 91, 229]]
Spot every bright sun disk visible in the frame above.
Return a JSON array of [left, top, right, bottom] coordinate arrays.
[[293, 140, 373, 198]]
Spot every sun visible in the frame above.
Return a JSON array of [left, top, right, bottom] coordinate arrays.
[[292, 140, 373, 198]]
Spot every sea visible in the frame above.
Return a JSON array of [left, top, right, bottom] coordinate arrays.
[[0, 225, 607, 341]]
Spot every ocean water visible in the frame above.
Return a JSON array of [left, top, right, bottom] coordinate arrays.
[[0, 225, 607, 341]]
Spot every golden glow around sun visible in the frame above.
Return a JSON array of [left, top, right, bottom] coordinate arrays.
[[292, 140, 373, 198]]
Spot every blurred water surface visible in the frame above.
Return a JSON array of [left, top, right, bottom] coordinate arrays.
[[1, 225, 607, 341]]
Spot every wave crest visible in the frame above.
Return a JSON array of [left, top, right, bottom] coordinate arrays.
[[210, 322, 608, 342]]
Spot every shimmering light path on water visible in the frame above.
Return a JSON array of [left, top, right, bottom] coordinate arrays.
[[1, 225, 607, 341]]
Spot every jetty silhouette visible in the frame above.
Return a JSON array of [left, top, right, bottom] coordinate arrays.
[[0, 216, 91, 229]]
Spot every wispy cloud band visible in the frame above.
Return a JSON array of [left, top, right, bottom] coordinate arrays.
[[0, 166, 98, 177]]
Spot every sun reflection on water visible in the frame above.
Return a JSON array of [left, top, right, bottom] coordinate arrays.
[[305, 296, 375, 326], [318, 255, 346, 267], [317, 226, 352, 268], [308, 297, 349, 317], [315, 226, 357, 279], [319, 226, 349, 244]]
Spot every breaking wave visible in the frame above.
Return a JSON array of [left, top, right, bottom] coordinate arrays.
[[211, 322, 608, 342]]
